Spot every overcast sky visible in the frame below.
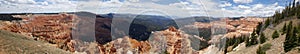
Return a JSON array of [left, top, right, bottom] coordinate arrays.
[[0, 0, 298, 17]]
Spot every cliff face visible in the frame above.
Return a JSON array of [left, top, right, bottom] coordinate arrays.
[[150, 26, 195, 54], [97, 36, 151, 54], [0, 13, 264, 54], [226, 18, 264, 38], [2, 13, 77, 52], [97, 26, 210, 54], [187, 18, 264, 39]]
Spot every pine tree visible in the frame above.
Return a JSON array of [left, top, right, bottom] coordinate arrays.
[[298, 25, 300, 46], [281, 23, 287, 35], [298, 29, 300, 46], [284, 21, 297, 52], [293, 0, 296, 7], [245, 36, 250, 47], [272, 30, 280, 39], [260, 33, 267, 44], [293, 27, 298, 36], [256, 22, 263, 35], [264, 18, 270, 28], [273, 11, 281, 24], [292, 27, 298, 46], [250, 29, 258, 46], [257, 46, 266, 54]]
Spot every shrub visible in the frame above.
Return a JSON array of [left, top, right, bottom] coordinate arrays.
[[272, 31, 280, 39], [260, 33, 267, 43], [262, 43, 272, 50], [257, 46, 266, 54], [257, 43, 272, 54]]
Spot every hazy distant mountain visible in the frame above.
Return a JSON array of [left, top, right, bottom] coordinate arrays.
[[95, 12, 219, 42], [96, 13, 178, 41]]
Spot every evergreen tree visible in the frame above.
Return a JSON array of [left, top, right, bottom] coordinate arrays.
[[260, 33, 267, 44], [298, 26, 300, 46], [251, 29, 257, 37], [298, 29, 300, 46], [249, 29, 258, 46], [292, 27, 299, 46], [245, 36, 249, 45], [272, 30, 280, 39], [284, 21, 297, 52], [293, 0, 296, 7], [257, 46, 266, 54], [281, 22, 287, 35], [273, 11, 281, 24], [245, 37, 250, 46], [264, 18, 270, 28], [256, 22, 263, 35], [293, 27, 298, 36]]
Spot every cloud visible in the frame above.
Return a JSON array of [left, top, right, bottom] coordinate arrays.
[[0, 0, 286, 17], [223, 2, 284, 17], [219, 2, 232, 7], [0, 0, 76, 13], [128, 0, 139, 2], [4, 0, 36, 4], [238, 5, 250, 9], [233, 0, 253, 4]]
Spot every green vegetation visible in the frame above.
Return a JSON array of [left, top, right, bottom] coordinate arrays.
[[298, 25, 300, 46], [245, 21, 267, 47], [283, 21, 299, 52], [257, 43, 272, 54], [225, 35, 247, 53], [272, 30, 279, 39], [264, 18, 271, 28], [246, 29, 258, 47], [281, 23, 287, 35], [270, 0, 300, 52], [162, 50, 169, 54], [262, 43, 273, 50], [256, 22, 263, 35], [0, 15, 23, 21], [226, 37, 244, 46], [259, 33, 267, 44], [257, 46, 266, 54], [272, 0, 300, 24]]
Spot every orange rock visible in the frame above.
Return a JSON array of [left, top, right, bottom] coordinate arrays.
[[3, 13, 77, 52], [168, 26, 178, 32]]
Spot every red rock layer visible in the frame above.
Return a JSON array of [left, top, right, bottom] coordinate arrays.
[[192, 18, 264, 38], [98, 36, 151, 54], [2, 13, 77, 52]]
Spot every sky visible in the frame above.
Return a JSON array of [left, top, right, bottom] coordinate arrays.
[[0, 0, 298, 17]]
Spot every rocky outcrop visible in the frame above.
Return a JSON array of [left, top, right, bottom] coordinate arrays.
[[149, 26, 209, 54], [2, 13, 77, 52], [225, 18, 263, 38], [96, 26, 210, 54], [189, 18, 264, 39], [98, 36, 151, 54], [0, 13, 264, 54]]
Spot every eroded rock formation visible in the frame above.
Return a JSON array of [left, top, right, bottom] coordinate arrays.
[[98, 36, 151, 54], [0, 13, 264, 54], [189, 18, 264, 39], [2, 13, 77, 52]]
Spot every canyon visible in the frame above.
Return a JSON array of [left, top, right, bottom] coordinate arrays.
[[0, 13, 264, 54]]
